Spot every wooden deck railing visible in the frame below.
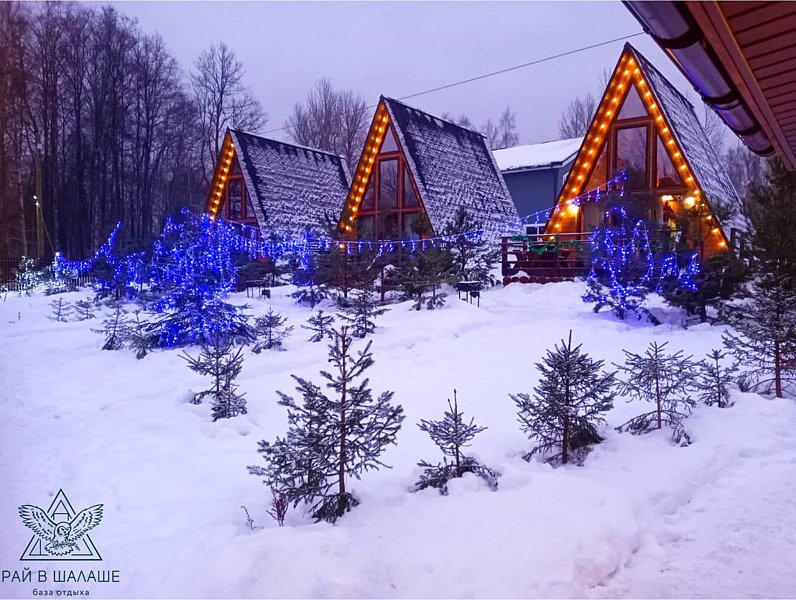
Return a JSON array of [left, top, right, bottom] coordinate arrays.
[[500, 233, 592, 284]]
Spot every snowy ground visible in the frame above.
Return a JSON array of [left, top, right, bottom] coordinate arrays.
[[1, 281, 795, 599]]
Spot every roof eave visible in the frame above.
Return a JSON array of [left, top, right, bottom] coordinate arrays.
[[623, 0, 794, 169]]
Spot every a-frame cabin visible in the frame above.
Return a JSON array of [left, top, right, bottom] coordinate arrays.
[[545, 44, 743, 259], [205, 129, 350, 238], [337, 96, 519, 241]]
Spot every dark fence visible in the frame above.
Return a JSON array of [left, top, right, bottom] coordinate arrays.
[[0, 256, 94, 292]]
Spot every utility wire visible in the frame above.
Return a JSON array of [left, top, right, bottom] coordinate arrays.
[[261, 31, 644, 137]]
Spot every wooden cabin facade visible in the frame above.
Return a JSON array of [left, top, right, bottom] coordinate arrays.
[[337, 96, 519, 242], [546, 44, 743, 256], [205, 129, 350, 238]]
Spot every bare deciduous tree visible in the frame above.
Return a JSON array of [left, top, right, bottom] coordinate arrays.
[[192, 42, 267, 184], [0, 2, 213, 259], [700, 103, 727, 159], [558, 93, 596, 140], [726, 142, 768, 200], [286, 78, 368, 173], [444, 107, 519, 150]]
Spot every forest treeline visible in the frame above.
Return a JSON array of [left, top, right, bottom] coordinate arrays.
[[0, 2, 267, 259], [0, 2, 525, 261]]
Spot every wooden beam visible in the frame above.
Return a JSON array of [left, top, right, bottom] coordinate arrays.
[[686, 0, 796, 169]]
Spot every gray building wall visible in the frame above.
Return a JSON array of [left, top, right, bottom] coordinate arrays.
[[501, 162, 574, 221]]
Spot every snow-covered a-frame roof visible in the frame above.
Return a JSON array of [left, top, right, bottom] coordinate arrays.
[[493, 137, 583, 173], [206, 130, 350, 236], [380, 96, 520, 238], [549, 43, 744, 255], [630, 48, 744, 232]]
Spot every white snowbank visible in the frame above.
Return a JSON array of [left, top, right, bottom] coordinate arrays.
[[1, 282, 794, 598]]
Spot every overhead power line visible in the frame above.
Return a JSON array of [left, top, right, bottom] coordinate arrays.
[[262, 31, 645, 137]]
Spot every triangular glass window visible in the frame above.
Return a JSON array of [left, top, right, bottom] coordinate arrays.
[[380, 126, 399, 153], [402, 170, 418, 207], [656, 135, 682, 187], [585, 141, 607, 191], [361, 175, 375, 211], [618, 84, 647, 120], [616, 125, 648, 189]]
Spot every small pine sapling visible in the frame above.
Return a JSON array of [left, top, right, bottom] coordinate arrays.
[[694, 349, 737, 408], [414, 390, 498, 494], [340, 287, 388, 338], [180, 335, 247, 420], [49, 298, 73, 322], [73, 298, 96, 321], [248, 326, 404, 523], [253, 308, 294, 352], [615, 341, 697, 445], [127, 310, 156, 360], [302, 309, 336, 342], [93, 304, 128, 350], [512, 331, 616, 465]]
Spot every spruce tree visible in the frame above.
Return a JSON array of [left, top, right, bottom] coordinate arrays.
[[396, 248, 451, 311], [252, 308, 293, 352], [248, 326, 404, 523], [442, 207, 499, 286], [659, 252, 747, 324], [49, 298, 73, 322], [582, 199, 660, 324], [73, 298, 97, 321], [302, 309, 336, 343], [94, 304, 128, 350], [340, 287, 388, 338], [511, 331, 616, 465], [722, 277, 796, 397], [415, 390, 498, 494], [180, 335, 247, 420], [148, 211, 253, 348], [289, 230, 328, 308], [127, 310, 156, 360], [720, 159, 796, 397], [694, 349, 737, 408], [615, 341, 696, 445], [14, 257, 42, 295]]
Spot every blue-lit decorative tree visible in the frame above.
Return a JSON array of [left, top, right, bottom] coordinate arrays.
[[582, 204, 660, 324], [149, 210, 254, 348]]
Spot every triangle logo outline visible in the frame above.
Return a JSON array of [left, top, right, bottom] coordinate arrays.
[[19, 489, 103, 562]]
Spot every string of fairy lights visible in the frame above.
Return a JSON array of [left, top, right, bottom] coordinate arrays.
[[49, 209, 486, 286], [547, 49, 727, 251]]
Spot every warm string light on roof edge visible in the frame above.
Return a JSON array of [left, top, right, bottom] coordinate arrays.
[[547, 52, 728, 249], [208, 139, 236, 220], [339, 105, 391, 234]]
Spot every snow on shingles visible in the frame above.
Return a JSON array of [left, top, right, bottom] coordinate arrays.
[[383, 97, 521, 240], [230, 130, 351, 237], [492, 137, 583, 172], [632, 48, 745, 233]]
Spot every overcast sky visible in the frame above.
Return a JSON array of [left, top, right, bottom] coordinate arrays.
[[109, 1, 707, 146]]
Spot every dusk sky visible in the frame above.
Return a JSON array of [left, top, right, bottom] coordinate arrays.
[[110, 1, 707, 146]]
